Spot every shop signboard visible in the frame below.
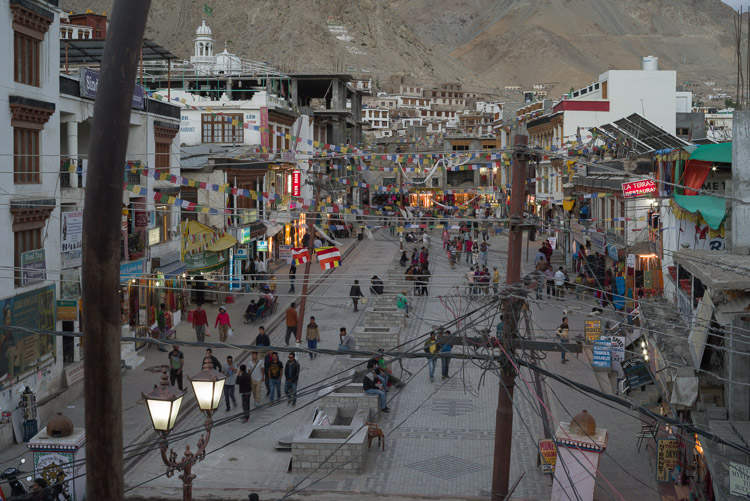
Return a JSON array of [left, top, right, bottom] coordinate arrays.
[[235, 248, 249, 260], [240, 227, 251, 244], [538, 439, 556, 473], [626, 254, 636, 268], [655, 438, 679, 482], [590, 232, 606, 255], [279, 245, 292, 263], [292, 170, 301, 197], [61, 211, 83, 269], [120, 259, 145, 283], [260, 107, 269, 148], [688, 293, 714, 369], [600, 335, 625, 362], [730, 461, 750, 496], [60, 272, 80, 300], [622, 355, 653, 390], [79, 67, 145, 109], [148, 228, 161, 246], [56, 300, 78, 322], [584, 319, 602, 342], [592, 340, 612, 369], [0, 284, 56, 382], [622, 179, 657, 198], [257, 240, 269, 252], [21, 249, 46, 286]]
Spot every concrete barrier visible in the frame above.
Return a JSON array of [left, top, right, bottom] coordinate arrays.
[[353, 325, 400, 352], [317, 383, 380, 412]]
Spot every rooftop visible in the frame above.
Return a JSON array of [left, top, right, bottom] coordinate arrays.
[[673, 249, 750, 291]]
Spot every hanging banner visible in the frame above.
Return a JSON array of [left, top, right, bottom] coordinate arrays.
[[21, 249, 46, 286], [622, 179, 657, 198], [590, 232, 606, 255], [61, 211, 83, 269], [292, 170, 301, 197]]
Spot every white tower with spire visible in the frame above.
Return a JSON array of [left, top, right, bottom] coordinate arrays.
[[191, 20, 215, 75]]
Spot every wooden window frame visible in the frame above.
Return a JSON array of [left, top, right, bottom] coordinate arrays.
[[10, 100, 55, 184], [14, 227, 42, 286], [11, 2, 53, 87], [200, 113, 243, 144]]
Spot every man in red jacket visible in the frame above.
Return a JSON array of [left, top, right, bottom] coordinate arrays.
[[191, 303, 209, 342]]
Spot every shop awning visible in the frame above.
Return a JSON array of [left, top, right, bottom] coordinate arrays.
[[183, 220, 237, 254], [184, 251, 228, 273], [155, 260, 186, 279], [672, 194, 727, 230], [688, 143, 732, 164]]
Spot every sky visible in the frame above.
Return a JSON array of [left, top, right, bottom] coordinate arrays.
[[723, 0, 750, 10]]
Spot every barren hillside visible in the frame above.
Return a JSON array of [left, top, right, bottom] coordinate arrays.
[[63, 0, 739, 95]]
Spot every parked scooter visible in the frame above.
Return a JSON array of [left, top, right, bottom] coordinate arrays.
[[1, 458, 31, 499]]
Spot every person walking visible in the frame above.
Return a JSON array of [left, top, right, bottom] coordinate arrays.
[[420, 266, 430, 297], [254, 326, 271, 395], [471, 241, 480, 268], [479, 240, 489, 267], [424, 331, 439, 382], [191, 303, 209, 342], [223, 355, 238, 412], [237, 365, 252, 423], [556, 316, 570, 363], [338, 327, 356, 351], [285, 302, 298, 346], [448, 242, 456, 269], [306, 316, 320, 359], [248, 351, 264, 407], [288, 262, 297, 293], [203, 348, 222, 371], [214, 305, 232, 342], [442, 228, 450, 250], [267, 352, 284, 403], [465, 236, 473, 263], [545, 267, 555, 298], [456, 238, 463, 264], [440, 331, 452, 380], [284, 352, 301, 405], [554, 267, 566, 300], [397, 290, 409, 318], [492, 267, 500, 294], [168, 345, 184, 391], [156, 303, 169, 352], [422, 231, 429, 246], [363, 361, 390, 413], [350, 280, 364, 312]]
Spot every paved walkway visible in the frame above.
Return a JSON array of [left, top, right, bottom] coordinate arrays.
[[0, 228, 663, 500]]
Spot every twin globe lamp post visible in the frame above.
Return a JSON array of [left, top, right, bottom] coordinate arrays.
[[142, 359, 226, 501]]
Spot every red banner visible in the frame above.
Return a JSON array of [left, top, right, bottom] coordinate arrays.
[[292, 170, 301, 197], [622, 179, 656, 198]]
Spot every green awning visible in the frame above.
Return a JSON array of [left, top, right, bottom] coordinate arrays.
[[184, 251, 228, 273], [688, 143, 732, 164], [672, 194, 727, 230]]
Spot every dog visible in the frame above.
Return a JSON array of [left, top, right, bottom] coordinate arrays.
[[365, 422, 385, 451]]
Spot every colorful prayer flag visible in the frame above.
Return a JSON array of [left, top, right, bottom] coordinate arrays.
[[292, 247, 310, 265], [315, 246, 341, 270]]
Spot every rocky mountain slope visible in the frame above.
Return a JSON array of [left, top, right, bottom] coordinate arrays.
[[63, 0, 739, 95]]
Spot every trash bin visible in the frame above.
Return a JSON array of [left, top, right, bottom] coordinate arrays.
[[23, 419, 38, 442], [357, 231, 363, 241]]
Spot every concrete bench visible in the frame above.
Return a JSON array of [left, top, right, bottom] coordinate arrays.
[[353, 325, 400, 352], [317, 383, 380, 413]]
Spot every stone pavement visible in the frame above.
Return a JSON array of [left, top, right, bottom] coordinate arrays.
[[0, 228, 662, 500]]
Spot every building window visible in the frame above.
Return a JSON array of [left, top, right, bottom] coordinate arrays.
[[14, 127, 40, 184], [201, 113, 243, 143], [155, 142, 170, 174], [14, 32, 39, 86], [14, 227, 42, 286], [154, 122, 178, 173], [11, 2, 53, 87]]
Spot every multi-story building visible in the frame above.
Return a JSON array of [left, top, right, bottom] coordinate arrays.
[[362, 107, 390, 130]]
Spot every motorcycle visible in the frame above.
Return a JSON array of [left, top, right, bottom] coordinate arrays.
[[1, 458, 32, 499]]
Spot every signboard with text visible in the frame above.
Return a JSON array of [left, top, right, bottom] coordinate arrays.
[[79, 67, 145, 109], [622, 355, 653, 389], [279, 245, 292, 263], [257, 240, 269, 252], [56, 300, 78, 322], [622, 179, 657, 198], [730, 461, 750, 496], [21, 249, 46, 286], [584, 319, 602, 342], [600, 335, 626, 362], [61, 211, 83, 269], [590, 232, 606, 255], [592, 340, 612, 369], [292, 170, 301, 197], [538, 439, 557, 473], [655, 438, 679, 482]]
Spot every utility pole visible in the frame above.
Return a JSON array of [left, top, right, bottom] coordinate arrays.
[[296, 167, 323, 342], [81, 1, 150, 500], [491, 134, 529, 501]]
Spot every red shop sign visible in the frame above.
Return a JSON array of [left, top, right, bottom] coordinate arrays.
[[292, 170, 301, 197], [622, 179, 656, 198]]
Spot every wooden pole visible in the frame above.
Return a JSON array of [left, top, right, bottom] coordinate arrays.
[[82, 1, 151, 499], [295, 169, 322, 343]]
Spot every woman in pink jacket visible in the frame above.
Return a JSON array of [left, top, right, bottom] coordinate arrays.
[[215, 305, 232, 342]]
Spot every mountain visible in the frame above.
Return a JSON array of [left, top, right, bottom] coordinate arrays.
[[62, 0, 739, 96], [389, 0, 738, 95]]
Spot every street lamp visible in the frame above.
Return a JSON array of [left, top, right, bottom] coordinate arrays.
[[143, 360, 226, 501]]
